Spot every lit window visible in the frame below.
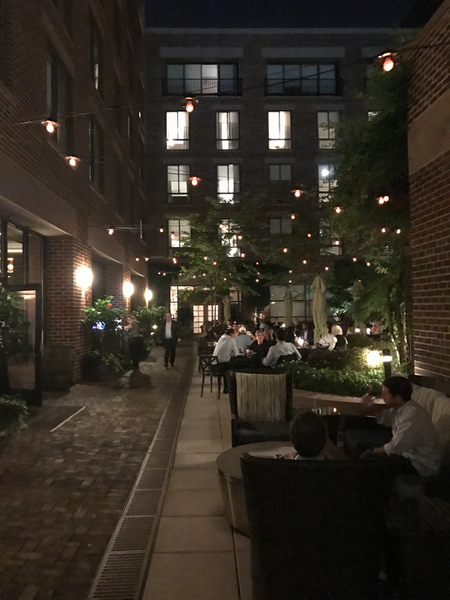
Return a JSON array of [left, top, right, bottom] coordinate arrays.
[[89, 16, 102, 92], [168, 219, 190, 247], [167, 165, 190, 204], [220, 220, 240, 257], [270, 218, 292, 235], [217, 165, 240, 204], [166, 111, 189, 150], [318, 111, 339, 149], [318, 164, 337, 202], [268, 111, 291, 149], [216, 112, 239, 150]]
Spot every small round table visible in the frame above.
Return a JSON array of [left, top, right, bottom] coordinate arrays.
[[216, 441, 295, 536]]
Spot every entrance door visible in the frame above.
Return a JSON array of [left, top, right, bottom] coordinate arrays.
[[4, 285, 43, 406]]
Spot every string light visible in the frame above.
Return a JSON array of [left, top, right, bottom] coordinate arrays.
[[292, 189, 302, 198], [203, 256, 208, 260], [219, 223, 223, 228], [65, 156, 80, 168], [377, 52, 397, 72], [42, 120, 58, 134], [288, 280, 292, 283], [163, 272, 166, 276], [302, 260, 307, 264], [333, 240, 340, 246], [353, 257, 357, 262], [145, 258, 149, 262], [335, 207, 342, 213], [289, 270, 292, 274], [396, 229, 401, 234], [283, 248, 288, 253], [213, 261, 217, 265], [256, 262, 259, 265], [381, 228, 387, 233], [183, 97, 198, 112], [240, 252, 246, 258], [366, 262, 371, 266], [136, 257, 140, 261], [378, 195, 389, 205], [238, 235, 243, 240], [172, 257, 177, 264], [189, 176, 201, 186], [290, 213, 296, 220], [108, 228, 114, 235], [325, 266, 329, 271], [307, 233, 312, 238], [160, 228, 164, 233], [255, 278, 259, 283]]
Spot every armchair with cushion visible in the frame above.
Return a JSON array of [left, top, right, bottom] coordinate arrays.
[[226, 369, 293, 447], [241, 454, 394, 600]]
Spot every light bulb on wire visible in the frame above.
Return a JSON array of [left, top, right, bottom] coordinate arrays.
[[42, 120, 58, 134]]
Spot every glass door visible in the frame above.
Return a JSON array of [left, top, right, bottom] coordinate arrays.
[[4, 284, 43, 406]]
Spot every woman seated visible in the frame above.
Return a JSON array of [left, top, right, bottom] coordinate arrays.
[[248, 329, 272, 362], [203, 323, 217, 342], [331, 324, 348, 348]]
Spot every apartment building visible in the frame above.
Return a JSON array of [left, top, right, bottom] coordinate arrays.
[[144, 22, 401, 329], [0, 0, 146, 398]]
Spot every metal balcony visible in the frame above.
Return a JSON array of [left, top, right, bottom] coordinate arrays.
[[162, 78, 243, 96], [264, 78, 344, 96]]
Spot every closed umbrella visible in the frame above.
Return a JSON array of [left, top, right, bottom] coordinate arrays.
[[223, 294, 231, 322], [351, 280, 365, 333], [283, 286, 293, 327], [311, 275, 328, 344]]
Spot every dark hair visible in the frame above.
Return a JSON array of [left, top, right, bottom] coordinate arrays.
[[382, 376, 412, 402], [276, 329, 286, 341], [290, 410, 328, 458], [225, 328, 234, 336]]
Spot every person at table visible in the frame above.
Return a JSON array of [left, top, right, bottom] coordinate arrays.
[[262, 326, 276, 347], [359, 376, 441, 478], [248, 329, 272, 361], [285, 325, 296, 344], [203, 323, 217, 343], [262, 328, 301, 367], [213, 328, 239, 392], [331, 324, 348, 348], [235, 325, 252, 354], [290, 410, 342, 460], [296, 320, 313, 344]]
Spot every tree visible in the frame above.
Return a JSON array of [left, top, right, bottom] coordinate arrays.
[[172, 195, 269, 320], [330, 64, 411, 365]]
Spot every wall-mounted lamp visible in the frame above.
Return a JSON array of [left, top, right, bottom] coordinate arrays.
[[75, 266, 93, 289], [123, 281, 134, 298]]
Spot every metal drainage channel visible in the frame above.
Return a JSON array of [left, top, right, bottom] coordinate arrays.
[[87, 351, 196, 600]]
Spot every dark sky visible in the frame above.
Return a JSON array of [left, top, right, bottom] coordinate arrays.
[[146, 0, 440, 29]]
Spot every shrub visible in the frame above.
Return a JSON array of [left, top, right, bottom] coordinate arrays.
[[101, 352, 127, 373], [289, 362, 384, 397], [83, 297, 124, 354], [0, 394, 29, 431], [306, 342, 400, 373]]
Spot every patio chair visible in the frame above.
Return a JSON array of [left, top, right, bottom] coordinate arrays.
[[200, 355, 222, 399], [276, 352, 299, 366], [226, 369, 293, 446], [241, 454, 394, 600], [197, 340, 215, 372]]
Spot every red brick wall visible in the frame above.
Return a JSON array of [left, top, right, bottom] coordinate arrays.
[[105, 263, 132, 311]]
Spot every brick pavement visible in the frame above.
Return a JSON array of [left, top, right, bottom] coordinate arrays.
[[0, 343, 193, 600]]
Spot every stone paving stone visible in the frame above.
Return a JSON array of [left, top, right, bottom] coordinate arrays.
[[0, 344, 192, 600]]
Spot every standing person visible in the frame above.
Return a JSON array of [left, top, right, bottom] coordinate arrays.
[[159, 312, 181, 368], [124, 315, 141, 370]]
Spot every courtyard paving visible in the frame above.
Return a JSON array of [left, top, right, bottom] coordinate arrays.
[[0, 343, 193, 600]]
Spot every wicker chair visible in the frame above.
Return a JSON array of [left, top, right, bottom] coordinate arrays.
[[226, 369, 293, 446], [241, 454, 394, 600]]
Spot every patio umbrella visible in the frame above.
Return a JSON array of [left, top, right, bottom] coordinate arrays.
[[311, 275, 328, 344], [223, 294, 231, 322], [351, 280, 365, 332], [283, 286, 293, 327]]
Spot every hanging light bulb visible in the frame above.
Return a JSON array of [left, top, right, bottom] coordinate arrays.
[[184, 97, 198, 112], [145, 257, 149, 262], [292, 189, 302, 198], [255, 278, 259, 283], [238, 235, 243, 240], [290, 213, 296, 220], [160, 228, 164, 233], [283, 248, 288, 253], [42, 120, 59, 134], [289, 280, 292, 283], [108, 228, 114, 235], [377, 52, 397, 72], [381, 227, 387, 233], [325, 266, 329, 271], [136, 257, 140, 262], [307, 233, 312, 238], [213, 261, 217, 265], [367, 262, 371, 266], [240, 252, 246, 258], [172, 257, 177, 264], [189, 176, 201, 186], [66, 156, 80, 168], [219, 223, 223, 228], [396, 229, 401, 234], [203, 256, 208, 260], [353, 257, 357, 262], [333, 240, 340, 246], [335, 207, 342, 214], [302, 260, 307, 264], [289, 270, 292, 274]]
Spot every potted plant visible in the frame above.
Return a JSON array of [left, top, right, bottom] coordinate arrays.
[[0, 394, 28, 449]]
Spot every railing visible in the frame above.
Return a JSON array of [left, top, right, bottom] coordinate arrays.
[[265, 78, 344, 96], [162, 78, 243, 96]]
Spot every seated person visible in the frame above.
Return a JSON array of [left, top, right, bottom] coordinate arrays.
[[213, 328, 239, 392], [285, 326, 296, 344], [235, 325, 252, 353], [331, 324, 348, 348], [290, 410, 341, 460], [262, 328, 301, 367], [317, 331, 338, 350], [248, 329, 272, 361], [358, 376, 441, 478], [203, 323, 217, 342]]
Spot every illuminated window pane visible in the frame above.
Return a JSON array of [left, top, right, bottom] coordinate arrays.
[[318, 111, 339, 149], [166, 111, 189, 150], [216, 111, 239, 150], [217, 165, 240, 203], [268, 111, 291, 149]]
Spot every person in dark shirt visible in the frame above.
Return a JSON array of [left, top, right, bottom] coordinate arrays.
[[248, 329, 272, 363], [331, 324, 348, 348], [204, 323, 217, 342]]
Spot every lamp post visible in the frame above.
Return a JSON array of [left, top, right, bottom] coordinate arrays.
[[382, 349, 392, 379]]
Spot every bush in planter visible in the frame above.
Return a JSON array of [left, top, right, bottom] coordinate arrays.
[[83, 297, 125, 355], [0, 394, 29, 432], [306, 343, 400, 373], [289, 362, 384, 397], [132, 305, 166, 349]]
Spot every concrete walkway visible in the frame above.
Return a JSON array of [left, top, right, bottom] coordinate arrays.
[[143, 357, 251, 600]]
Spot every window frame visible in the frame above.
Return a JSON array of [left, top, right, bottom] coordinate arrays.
[[269, 218, 292, 236], [166, 63, 238, 96], [317, 111, 339, 149], [166, 111, 189, 150], [219, 219, 240, 257], [167, 165, 190, 204], [268, 111, 291, 150], [216, 111, 239, 150], [217, 164, 240, 204], [318, 164, 337, 202], [168, 219, 191, 248]]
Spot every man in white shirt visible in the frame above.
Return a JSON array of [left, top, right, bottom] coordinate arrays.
[[361, 376, 441, 477], [213, 328, 239, 393], [262, 329, 301, 367]]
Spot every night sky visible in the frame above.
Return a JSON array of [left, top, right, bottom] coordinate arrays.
[[146, 0, 442, 29]]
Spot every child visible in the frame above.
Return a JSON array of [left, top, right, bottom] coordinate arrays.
[[290, 410, 342, 460]]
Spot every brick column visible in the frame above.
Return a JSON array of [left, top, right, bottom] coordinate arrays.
[[45, 236, 92, 385], [105, 263, 132, 311], [131, 274, 147, 309]]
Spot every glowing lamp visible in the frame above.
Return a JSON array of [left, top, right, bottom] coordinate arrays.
[[172, 257, 177, 264], [335, 207, 342, 214], [289, 270, 292, 274], [255, 279, 259, 283], [189, 176, 201, 186], [240, 253, 246, 258], [136, 257, 140, 261], [145, 257, 149, 262], [144, 289, 153, 304], [75, 266, 93, 288], [366, 350, 381, 368], [283, 247, 288, 253], [378, 52, 397, 72], [292, 189, 302, 198], [160, 228, 164, 233], [302, 260, 307, 264], [108, 228, 114, 235], [291, 213, 296, 220], [42, 120, 58, 134], [367, 262, 371, 267], [353, 257, 357, 262], [307, 233, 312, 238], [123, 281, 134, 297], [325, 266, 329, 271], [381, 228, 387, 233], [184, 97, 197, 112], [66, 156, 80, 168], [396, 229, 401, 234]]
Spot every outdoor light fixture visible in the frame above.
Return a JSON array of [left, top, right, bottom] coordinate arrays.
[[292, 189, 302, 198], [183, 97, 198, 112], [66, 156, 80, 168], [366, 350, 381, 368], [75, 266, 93, 289], [108, 228, 114, 235], [377, 52, 398, 72], [42, 120, 58, 134], [381, 228, 387, 233], [189, 176, 201, 186], [335, 207, 342, 214], [382, 349, 392, 378], [144, 289, 153, 305], [378, 195, 389, 205], [123, 281, 134, 298], [160, 228, 164, 233], [291, 213, 296, 220]]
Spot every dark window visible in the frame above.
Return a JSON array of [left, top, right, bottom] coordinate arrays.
[[165, 63, 240, 96], [53, 0, 72, 32], [47, 51, 73, 154], [266, 64, 341, 96], [89, 117, 104, 194], [113, 1, 121, 55], [89, 16, 102, 93], [114, 155, 123, 215]]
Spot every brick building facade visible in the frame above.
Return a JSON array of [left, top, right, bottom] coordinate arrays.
[[0, 0, 148, 394], [144, 26, 399, 326], [408, 0, 450, 381]]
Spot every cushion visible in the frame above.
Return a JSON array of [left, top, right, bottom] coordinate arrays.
[[411, 384, 440, 415], [236, 421, 291, 445], [430, 395, 450, 465], [236, 372, 286, 422]]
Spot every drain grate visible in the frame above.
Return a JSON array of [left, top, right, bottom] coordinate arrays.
[[137, 469, 166, 490], [91, 554, 145, 600], [127, 490, 161, 516], [111, 516, 155, 552]]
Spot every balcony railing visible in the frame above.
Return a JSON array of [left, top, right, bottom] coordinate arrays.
[[265, 78, 344, 96], [162, 78, 243, 96]]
